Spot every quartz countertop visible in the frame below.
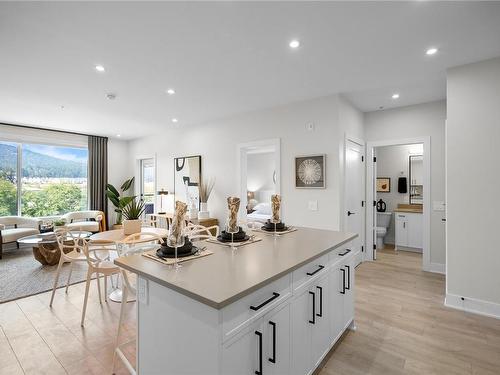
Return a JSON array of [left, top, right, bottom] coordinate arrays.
[[115, 227, 357, 309]]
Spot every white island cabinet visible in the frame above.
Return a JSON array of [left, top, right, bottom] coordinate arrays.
[[115, 228, 358, 375]]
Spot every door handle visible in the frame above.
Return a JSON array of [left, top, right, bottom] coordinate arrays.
[[345, 265, 351, 290], [255, 330, 263, 375], [347, 211, 355, 216], [309, 291, 316, 324], [316, 286, 323, 317], [268, 321, 276, 364], [340, 268, 346, 294]]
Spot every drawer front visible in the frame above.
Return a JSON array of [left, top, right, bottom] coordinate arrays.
[[292, 253, 329, 293], [222, 274, 291, 340], [329, 243, 354, 265]]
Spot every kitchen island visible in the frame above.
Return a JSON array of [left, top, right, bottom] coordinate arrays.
[[115, 227, 358, 375]]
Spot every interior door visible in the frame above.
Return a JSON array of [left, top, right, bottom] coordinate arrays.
[[345, 139, 365, 265]]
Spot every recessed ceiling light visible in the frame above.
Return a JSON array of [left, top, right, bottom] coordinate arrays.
[[392, 93, 400, 99], [289, 40, 300, 49], [117, 134, 121, 137], [166, 88, 176, 95], [172, 118, 178, 123], [426, 47, 438, 55], [95, 65, 105, 72]]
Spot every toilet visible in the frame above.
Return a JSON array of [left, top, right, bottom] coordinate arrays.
[[376, 212, 392, 249]]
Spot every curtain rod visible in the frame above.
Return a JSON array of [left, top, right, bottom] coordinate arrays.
[[0, 122, 108, 139]]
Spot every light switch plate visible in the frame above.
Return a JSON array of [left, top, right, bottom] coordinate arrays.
[[433, 201, 446, 212], [137, 277, 148, 305], [308, 200, 318, 211]]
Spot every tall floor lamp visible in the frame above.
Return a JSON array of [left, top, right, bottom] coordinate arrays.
[[157, 189, 169, 214]]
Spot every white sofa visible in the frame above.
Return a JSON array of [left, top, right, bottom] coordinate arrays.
[[61, 210, 106, 233], [0, 216, 40, 259]]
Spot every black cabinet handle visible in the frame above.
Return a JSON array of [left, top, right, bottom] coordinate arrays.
[[339, 249, 351, 256], [309, 291, 316, 324], [345, 265, 351, 290], [268, 321, 276, 364], [316, 286, 323, 317], [347, 211, 355, 216], [340, 268, 346, 294], [250, 292, 280, 311], [306, 265, 324, 276], [255, 330, 262, 375]]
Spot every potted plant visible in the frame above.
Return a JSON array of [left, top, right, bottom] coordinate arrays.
[[122, 198, 146, 235], [106, 177, 135, 229], [53, 218, 66, 229], [198, 177, 215, 220]]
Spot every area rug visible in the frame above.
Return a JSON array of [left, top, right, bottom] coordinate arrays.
[[0, 243, 90, 303]]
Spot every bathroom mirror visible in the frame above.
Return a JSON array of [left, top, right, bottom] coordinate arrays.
[[409, 155, 423, 204]]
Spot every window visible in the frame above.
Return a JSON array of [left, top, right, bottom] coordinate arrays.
[[140, 158, 155, 213], [0, 141, 88, 217]]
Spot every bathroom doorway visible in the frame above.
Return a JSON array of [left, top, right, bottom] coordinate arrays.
[[366, 137, 431, 272]]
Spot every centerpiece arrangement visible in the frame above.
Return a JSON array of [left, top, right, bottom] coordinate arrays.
[[157, 201, 196, 268], [122, 197, 146, 235], [261, 194, 289, 233], [217, 197, 249, 249]]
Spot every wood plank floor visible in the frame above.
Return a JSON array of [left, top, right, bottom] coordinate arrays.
[[1, 248, 500, 374]]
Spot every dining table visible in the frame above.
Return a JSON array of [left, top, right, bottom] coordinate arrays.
[[90, 226, 168, 302]]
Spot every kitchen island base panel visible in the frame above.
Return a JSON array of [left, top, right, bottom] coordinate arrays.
[[136, 241, 358, 375]]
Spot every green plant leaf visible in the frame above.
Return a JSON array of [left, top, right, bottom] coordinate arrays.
[[119, 196, 135, 208], [120, 177, 135, 192], [106, 183, 120, 197]]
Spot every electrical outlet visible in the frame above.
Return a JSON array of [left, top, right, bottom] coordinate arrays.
[[308, 200, 318, 211], [138, 277, 148, 304]]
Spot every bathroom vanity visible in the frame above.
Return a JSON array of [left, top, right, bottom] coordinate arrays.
[[115, 228, 358, 375], [395, 209, 423, 250]]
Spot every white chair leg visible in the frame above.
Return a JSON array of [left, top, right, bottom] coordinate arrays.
[[104, 275, 108, 303], [112, 283, 128, 374], [65, 262, 74, 293], [81, 270, 92, 327], [49, 258, 64, 307], [96, 273, 102, 304]]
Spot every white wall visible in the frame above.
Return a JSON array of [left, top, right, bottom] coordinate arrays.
[[128, 94, 364, 230], [375, 144, 422, 244], [107, 138, 131, 225], [446, 57, 500, 313], [364, 101, 446, 265]]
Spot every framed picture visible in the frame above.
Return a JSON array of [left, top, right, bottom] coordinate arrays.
[[295, 154, 326, 188], [376, 177, 391, 192], [174, 155, 202, 208]]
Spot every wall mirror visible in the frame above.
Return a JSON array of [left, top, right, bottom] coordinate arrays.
[[409, 155, 423, 204]]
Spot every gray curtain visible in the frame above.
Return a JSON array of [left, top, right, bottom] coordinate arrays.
[[88, 136, 108, 226]]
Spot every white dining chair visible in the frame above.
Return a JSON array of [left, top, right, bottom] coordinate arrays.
[[185, 223, 220, 241], [49, 230, 111, 307], [80, 240, 120, 326], [112, 232, 164, 375]]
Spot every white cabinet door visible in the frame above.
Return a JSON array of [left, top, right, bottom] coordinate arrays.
[[264, 303, 291, 375], [222, 320, 262, 375], [330, 262, 345, 342], [290, 289, 312, 375], [395, 214, 408, 247], [407, 213, 423, 249], [342, 259, 355, 329], [311, 274, 331, 368]]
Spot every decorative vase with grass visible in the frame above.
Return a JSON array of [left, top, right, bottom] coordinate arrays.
[[122, 198, 146, 235], [198, 177, 215, 220]]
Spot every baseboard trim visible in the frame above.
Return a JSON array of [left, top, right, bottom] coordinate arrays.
[[427, 262, 445, 274], [445, 293, 500, 320]]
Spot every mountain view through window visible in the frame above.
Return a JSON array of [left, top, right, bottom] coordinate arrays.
[[0, 142, 88, 217]]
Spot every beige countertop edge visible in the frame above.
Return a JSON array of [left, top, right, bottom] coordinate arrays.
[[394, 209, 423, 213], [115, 232, 358, 310]]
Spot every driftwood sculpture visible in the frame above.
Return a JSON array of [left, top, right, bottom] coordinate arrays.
[[271, 194, 281, 223], [168, 201, 188, 247], [226, 197, 240, 233]]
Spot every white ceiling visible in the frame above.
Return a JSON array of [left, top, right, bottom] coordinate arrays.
[[1, 2, 500, 139]]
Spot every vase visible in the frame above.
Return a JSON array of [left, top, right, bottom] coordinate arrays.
[[198, 202, 209, 219], [123, 219, 141, 235]]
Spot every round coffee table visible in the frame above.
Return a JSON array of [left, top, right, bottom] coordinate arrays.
[[17, 231, 92, 266]]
